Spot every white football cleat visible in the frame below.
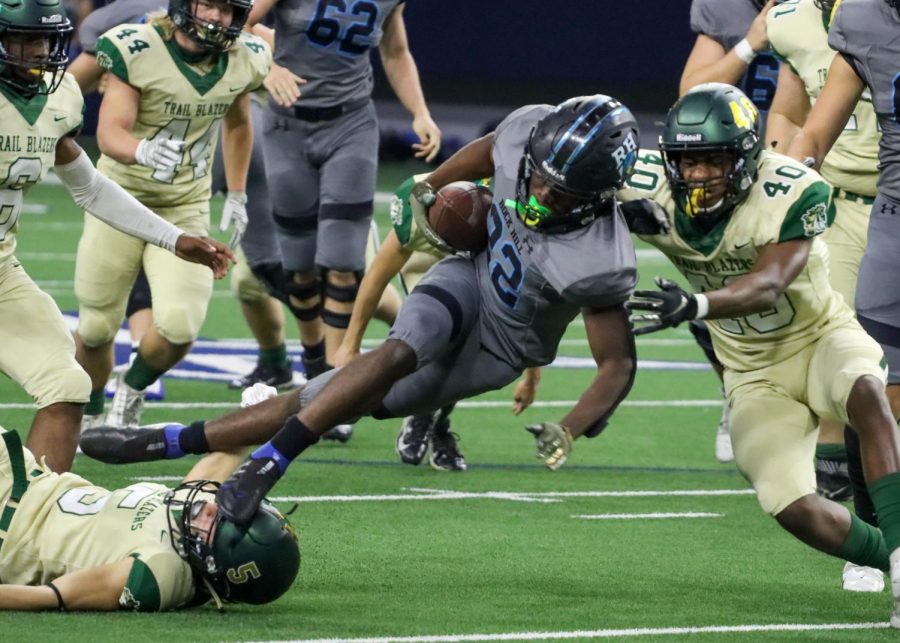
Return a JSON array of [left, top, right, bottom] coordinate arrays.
[[714, 401, 734, 463], [842, 562, 884, 592], [890, 549, 900, 628], [106, 372, 146, 428], [80, 412, 106, 434]]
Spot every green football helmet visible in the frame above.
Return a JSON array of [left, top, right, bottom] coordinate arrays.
[[659, 82, 762, 223], [168, 0, 253, 52], [165, 481, 300, 606], [0, 0, 73, 95]]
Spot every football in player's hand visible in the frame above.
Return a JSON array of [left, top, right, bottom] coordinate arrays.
[[427, 181, 493, 253]]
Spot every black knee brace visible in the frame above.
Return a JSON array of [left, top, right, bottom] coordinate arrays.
[[248, 262, 289, 304], [321, 269, 362, 330], [285, 272, 322, 322], [688, 319, 722, 368], [126, 269, 153, 318]]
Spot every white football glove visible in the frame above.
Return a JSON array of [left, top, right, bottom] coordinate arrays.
[[525, 422, 573, 471], [240, 382, 278, 408], [219, 191, 248, 249], [134, 137, 184, 172]]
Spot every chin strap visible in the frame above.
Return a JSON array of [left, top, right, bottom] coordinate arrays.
[[200, 575, 225, 613]]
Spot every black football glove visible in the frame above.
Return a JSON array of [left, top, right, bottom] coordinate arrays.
[[626, 277, 698, 335], [620, 199, 671, 235], [411, 180, 437, 208]]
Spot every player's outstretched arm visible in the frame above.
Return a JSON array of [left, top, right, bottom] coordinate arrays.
[[379, 4, 441, 162], [422, 134, 495, 197], [334, 229, 412, 368], [218, 94, 253, 249], [0, 558, 133, 611], [54, 138, 235, 278], [527, 306, 635, 470], [786, 54, 864, 169]]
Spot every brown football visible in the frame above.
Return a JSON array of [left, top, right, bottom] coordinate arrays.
[[427, 181, 493, 253]]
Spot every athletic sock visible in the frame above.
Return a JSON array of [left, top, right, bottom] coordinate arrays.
[[260, 343, 290, 370], [868, 472, 900, 552], [252, 417, 320, 476], [124, 353, 165, 391], [85, 389, 105, 416], [845, 426, 878, 526], [175, 420, 209, 455], [302, 340, 325, 361], [836, 512, 889, 572], [815, 443, 848, 462]]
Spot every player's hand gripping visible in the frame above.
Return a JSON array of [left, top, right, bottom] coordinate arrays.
[[626, 277, 699, 335], [174, 235, 235, 279], [219, 191, 249, 249], [411, 180, 437, 208], [264, 62, 306, 108], [525, 422, 573, 471], [746, 0, 776, 52], [134, 137, 184, 172]]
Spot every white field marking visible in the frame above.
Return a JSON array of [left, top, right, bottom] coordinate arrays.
[[572, 512, 722, 520], [17, 251, 75, 262], [3, 399, 723, 411], [248, 621, 889, 642]]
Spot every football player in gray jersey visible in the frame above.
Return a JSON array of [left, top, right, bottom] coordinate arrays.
[[681, 0, 781, 464], [244, 0, 441, 445], [80, 95, 643, 526]]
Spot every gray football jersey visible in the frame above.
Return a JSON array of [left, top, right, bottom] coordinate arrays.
[[271, 0, 404, 108], [78, 0, 164, 53], [689, 0, 779, 112], [475, 105, 637, 369], [829, 0, 900, 202]]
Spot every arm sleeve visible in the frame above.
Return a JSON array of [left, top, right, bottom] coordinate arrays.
[[54, 150, 184, 252]]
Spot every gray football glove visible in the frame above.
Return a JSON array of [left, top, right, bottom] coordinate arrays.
[[525, 422, 573, 471]]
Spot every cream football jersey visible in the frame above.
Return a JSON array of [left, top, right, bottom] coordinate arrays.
[[619, 150, 851, 371], [0, 74, 83, 267], [95, 21, 271, 208], [767, 0, 879, 196]]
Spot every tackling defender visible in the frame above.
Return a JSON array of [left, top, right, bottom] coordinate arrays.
[[0, 0, 232, 473], [620, 83, 900, 625], [73, 0, 272, 430], [0, 429, 298, 611], [82, 95, 642, 523]]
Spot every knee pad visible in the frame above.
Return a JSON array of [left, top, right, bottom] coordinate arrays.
[[321, 269, 362, 330], [153, 306, 203, 345], [125, 271, 152, 317], [230, 260, 270, 304], [285, 271, 322, 322], [688, 319, 722, 367], [77, 308, 122, 347]]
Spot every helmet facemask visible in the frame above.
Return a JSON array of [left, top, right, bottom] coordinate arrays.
[[165, 481, 224, 589], [0, 23, 72, 96], [169, 0, 249, 53]]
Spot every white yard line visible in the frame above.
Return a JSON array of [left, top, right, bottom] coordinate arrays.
[[248, 621, 889, 642], [572, 512, 722, 520]]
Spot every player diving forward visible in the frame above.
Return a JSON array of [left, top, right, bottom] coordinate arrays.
[[81, 95, 643, 522], [0, 427, 298, 611], [620, 83, 900, 624], [0, 0, 233, 473]]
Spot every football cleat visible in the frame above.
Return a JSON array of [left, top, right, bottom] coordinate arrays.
[[890, 548, 900, 628], [106, 372, 146, 428], [80, 424, 173, 464], [321, 424, 353, 443], [395, 414, 432, 465], [714, 401, 734, 463], [842, 562, 885, 593], [815, 457, 852, 502], [80, 412, 106, 434], [217, 456, 282, 526], [228, 361, 294, 390], [429, 424, 466, 472]]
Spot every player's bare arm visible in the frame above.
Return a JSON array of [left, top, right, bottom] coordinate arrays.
[[334, 229, 412, 368], [424, 134, 495, 192], [246, 0, 279, 27], [679, 0, 775, 95], [379, 4, 441, 162], [0, 558, 134, 611], [67, 51, 104, 94], [786, 53, 864, 168], [95, 73, 143, 164], [222, 93, 252, 194], [765, 63, 810, 151]]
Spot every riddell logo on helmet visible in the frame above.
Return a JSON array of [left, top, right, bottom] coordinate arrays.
[[540, 160, 566, 183], [676, 133, 703, 142], [41, 14, 64, 24]]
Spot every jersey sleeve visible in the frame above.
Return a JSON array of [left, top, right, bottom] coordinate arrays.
[[777, 181, 835, 242], [94, 31, 132, 85], [236, 33, 272, 93], [119, 550, 195, 612], [689, 0, 720, 39], [827, 1, 866, 79], [389, 173, 430, 247]]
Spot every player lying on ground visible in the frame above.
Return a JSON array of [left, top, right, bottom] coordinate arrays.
[[81, 94, 644, 524], [620, 82, 900, 625], [0, 427, 298, 611], [0, 0, 234, 473]]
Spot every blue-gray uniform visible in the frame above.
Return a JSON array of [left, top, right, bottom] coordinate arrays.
[[301, 105, 637, 417], [829, 0, 900, 382], [77, 0, 164, 54], [689, 0, 780, 119], [263, 0, 404, 280]]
